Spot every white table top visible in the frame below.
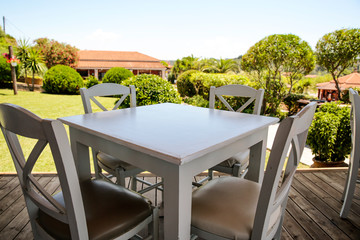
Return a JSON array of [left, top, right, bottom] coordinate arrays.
[[59, 103, 278, 165]]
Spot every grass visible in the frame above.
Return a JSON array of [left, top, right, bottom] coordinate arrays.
[[0, 89, 115, 172], [0, 88, 309, 173]]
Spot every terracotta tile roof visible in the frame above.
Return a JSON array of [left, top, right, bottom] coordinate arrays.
[[76, 50, 166, 70], [316, 72, 360, 90]]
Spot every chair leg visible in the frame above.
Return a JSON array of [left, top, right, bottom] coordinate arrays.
[[91, 150, 101, 179], [149, 207, 159, 240], [341, 169, 351, 202], [340, 159, 359, 218], [116, 168, 126, 187], [131, 176, 137, 191], [208, 169, 214, 181]]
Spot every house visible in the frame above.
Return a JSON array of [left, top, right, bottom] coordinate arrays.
[[316, 71, 360, 101], [75, 50, 168, 80]]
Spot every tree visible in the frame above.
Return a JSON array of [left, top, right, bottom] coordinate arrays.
[[316, 28, 360, 100], [202, 58, 239, 73], [34, 38, 79, 69], [27, 48, 47, 91], [16, 39, 31, 89], [170, 54, 200, 79], [241, 34, 315, 115]]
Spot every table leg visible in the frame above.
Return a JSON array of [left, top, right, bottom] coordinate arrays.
[[69, 128, 92, 182], [163, 166, 193, 240], [246, 130, 268, 183]]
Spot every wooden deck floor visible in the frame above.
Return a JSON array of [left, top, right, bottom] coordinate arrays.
[[0, 169, 359, 240]]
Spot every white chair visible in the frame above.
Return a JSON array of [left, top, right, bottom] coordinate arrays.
[[340, 88, 360, 218], [0, 103, 158, 240], [191, 102, 316, 240], [80, 83, 163, 194], [201, 84, 264, 184]]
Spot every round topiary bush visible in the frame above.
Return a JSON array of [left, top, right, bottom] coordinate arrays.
[[43, 65, 84, 94], [307, 102, 351, 162], [122, 74, 181, 107], [176, 70, 199, 98], [102, 67, 134, 84]]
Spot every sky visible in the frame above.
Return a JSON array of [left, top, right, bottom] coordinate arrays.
[[1, 0, 359, 60]]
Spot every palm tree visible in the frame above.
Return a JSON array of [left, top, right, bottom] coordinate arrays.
[[16, 39, 31, 89], [27, 48, 47, 91], [211, 58, 239, 73]]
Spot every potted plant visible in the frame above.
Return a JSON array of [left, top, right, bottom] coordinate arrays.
[[306, 102, 351, 167]]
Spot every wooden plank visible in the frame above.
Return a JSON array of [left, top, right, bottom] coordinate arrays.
[[43, 176, 60, 195], [0, 176, 15, 189], [288, 187, 348, 240], [0, 184, 23, 215], [0, 171, 359, 240], [314, 171, 360, 206], [286, 195, 331, 239], [299, 172, 360, 228], [0, 177, 20, 201], [0, 177, 51, 232], [280, 227, 294, 240], [0, 208, 29, 240], [292, 175, 360, 239], [334, 171, 360, 194], [13, 222, 32, 240], [282, 210, 312, 239], [304, 172, 360, 217]]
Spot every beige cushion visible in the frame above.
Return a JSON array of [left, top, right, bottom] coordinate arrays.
[[217, 149, 250, 168], [38, 180, 152, 240], [192, 177, 280, 239], [97, 152, 138, 171]]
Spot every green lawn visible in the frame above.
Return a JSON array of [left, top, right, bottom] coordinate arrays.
[[0, 89, 115, 172], [0, 88, 309, 173]]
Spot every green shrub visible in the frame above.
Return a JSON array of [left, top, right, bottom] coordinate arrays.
[[122, 74, 181, 107], [102, 67, 134, 84], [43, 65, 84, 94], [183, 95, 209, 108], [85, 75, 99, 88], [307, 102, 351, 162], [283, 94, 305, 115], [189, 72, 250, 99], [177, 70, 250, 99], [176, 70, 199, 97], [0, 56, 20, 88]]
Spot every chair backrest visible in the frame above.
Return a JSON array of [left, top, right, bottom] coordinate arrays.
[[209, 84, 264, 115], [80, 83, 136, 114], [349, 88, 360, 165], [0, 103, 88, 239], [252, 102, 317, 239]]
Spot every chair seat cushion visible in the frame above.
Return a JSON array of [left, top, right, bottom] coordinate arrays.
[[192, 177, 280, 239], [38, 179, 152, 240], [216, 149, 250, 168], [97, 152, 139, 171]]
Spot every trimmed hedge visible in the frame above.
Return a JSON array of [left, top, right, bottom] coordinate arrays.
[[177, 70, 250, 99], [43, 65, 83, 94], [102, 67, 134, 84], [307, 102, 351, 162], [122, 74, 181, 107], [177, 71, 258, 113]]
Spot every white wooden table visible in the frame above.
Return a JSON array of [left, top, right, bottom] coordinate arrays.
[[59, 103, 278, 240]]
